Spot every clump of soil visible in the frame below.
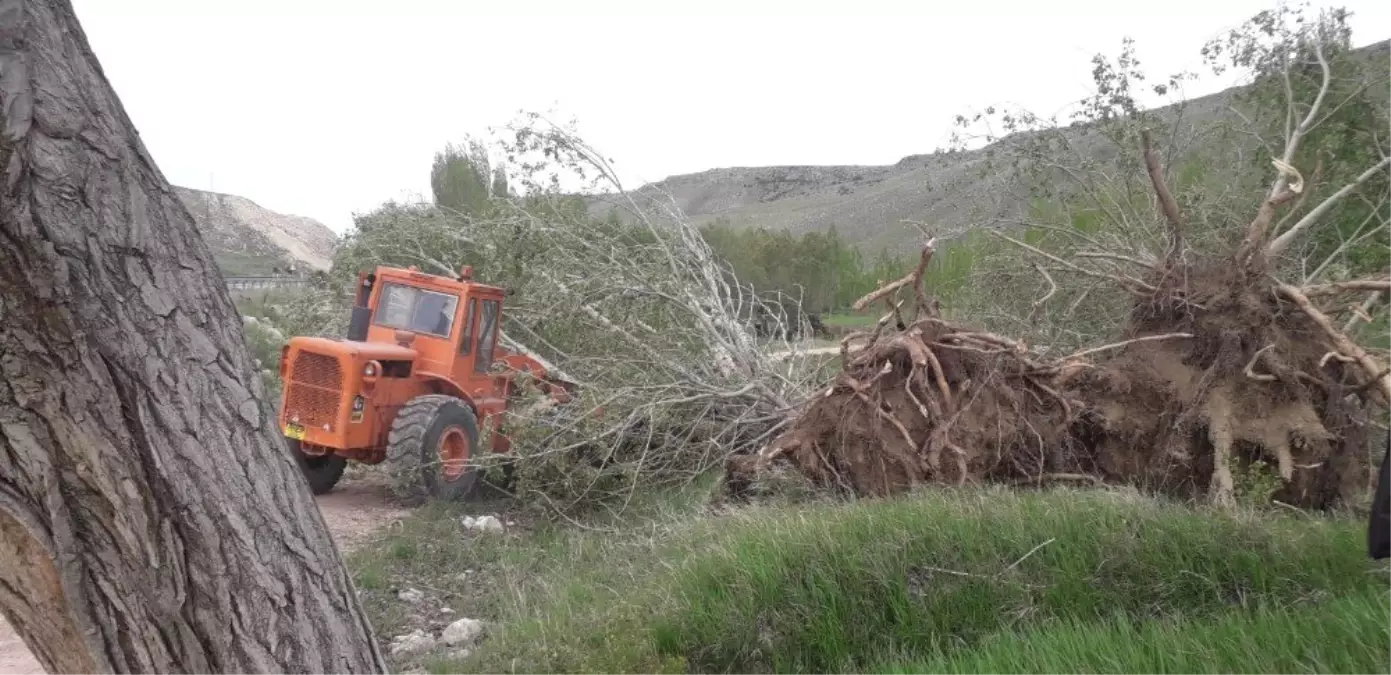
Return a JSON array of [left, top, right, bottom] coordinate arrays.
[[731, 315, 1091, 497], [1066, 259, 1372, 507]]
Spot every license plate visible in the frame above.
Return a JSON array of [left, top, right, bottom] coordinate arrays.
[[284, 422, 306, 440]]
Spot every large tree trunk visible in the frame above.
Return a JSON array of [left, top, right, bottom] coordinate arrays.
[[0, 2, 386, 672]]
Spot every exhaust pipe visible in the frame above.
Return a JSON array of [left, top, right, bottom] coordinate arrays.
[[347, 272, 374, 341]]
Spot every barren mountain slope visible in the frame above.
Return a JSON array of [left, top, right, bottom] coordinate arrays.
[[175, 187, 338, 275], [591, 39, 1388, 254]]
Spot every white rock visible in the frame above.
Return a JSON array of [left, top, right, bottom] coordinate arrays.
[[389, 629, 435, 656], [461, 515, 504, 533], [440, 606, 454, 614], [440, 617, 485, 647], [476, 515, 505, 532], [447, 648, 472, 661], [397, 587, 425, 603]]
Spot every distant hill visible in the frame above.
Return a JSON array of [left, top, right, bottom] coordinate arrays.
[[175, 187, 338, 276], [589, 39, 1389, 255]]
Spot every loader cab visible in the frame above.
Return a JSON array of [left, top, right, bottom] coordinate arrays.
[[357, 265, 505, 381]]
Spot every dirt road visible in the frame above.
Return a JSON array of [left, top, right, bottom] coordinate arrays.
[[0, 476, 408, 674]]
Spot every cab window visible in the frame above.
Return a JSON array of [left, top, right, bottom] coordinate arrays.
[[474, 300, 500, 373], [374, 282, 459, 338], [459, 298, 478, 355]]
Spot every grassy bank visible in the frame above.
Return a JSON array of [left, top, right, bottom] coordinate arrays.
[[346, 484, 1388, 674], [822, 311, 879, 329]]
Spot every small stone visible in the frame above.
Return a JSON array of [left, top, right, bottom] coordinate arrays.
[[447, 648, 472, 661], [506, 520, 516, 527], [473, 515, 504, 532], [397, 587, 425, 603], [389, 629, 435, 656], [440, 617, 485, 647], [440, 606, 454, 614]]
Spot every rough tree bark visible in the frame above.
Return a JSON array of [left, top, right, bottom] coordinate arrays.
[[0, 1, 386, 672]]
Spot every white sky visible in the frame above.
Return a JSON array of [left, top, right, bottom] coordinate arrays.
[[72, 0, 1390, 234]]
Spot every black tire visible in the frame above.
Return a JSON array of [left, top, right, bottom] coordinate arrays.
[[290, 439, 347, 495], [387, 394, 480, 506]]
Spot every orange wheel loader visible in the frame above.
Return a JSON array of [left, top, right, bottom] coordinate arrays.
[[276, 264, 574, 504]]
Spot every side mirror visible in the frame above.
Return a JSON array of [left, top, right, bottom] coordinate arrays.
[[394, 330, 416, 348]]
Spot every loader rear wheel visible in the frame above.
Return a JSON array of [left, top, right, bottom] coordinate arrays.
[[290, 440, 347, 495], [387, 394, 480, 506]]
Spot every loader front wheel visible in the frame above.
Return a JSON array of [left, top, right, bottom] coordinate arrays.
[[290, 440, 347, 495], [387, 394, 480, 506]]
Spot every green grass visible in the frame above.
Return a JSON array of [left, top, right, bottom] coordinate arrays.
[[876, 587, 1390, 673], [346, 485, 1389, 674], [822, 311, 880, 328]]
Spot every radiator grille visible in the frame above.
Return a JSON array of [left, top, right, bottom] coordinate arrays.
[[285, 351, 343, 430]]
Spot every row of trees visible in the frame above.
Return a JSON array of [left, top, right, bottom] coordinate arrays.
[[697, 222, 906, 315], [697, 222, 1001, 318]]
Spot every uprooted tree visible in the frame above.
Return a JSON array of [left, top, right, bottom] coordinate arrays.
[[732, 5, 1389, 508], [319, 113, 824, 509], [0, 1, 385, 671]]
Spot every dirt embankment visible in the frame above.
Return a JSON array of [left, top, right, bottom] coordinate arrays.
[[0, 477, 407, 674]]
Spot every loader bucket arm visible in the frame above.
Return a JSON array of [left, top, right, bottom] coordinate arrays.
[[498, 330, 580, 400]]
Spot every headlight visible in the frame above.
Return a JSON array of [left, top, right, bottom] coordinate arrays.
[[364, 363, 378, 377]]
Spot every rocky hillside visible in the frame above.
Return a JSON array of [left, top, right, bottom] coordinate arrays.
[[592, 39, 1388, 255], [175, 187, 338, 275]]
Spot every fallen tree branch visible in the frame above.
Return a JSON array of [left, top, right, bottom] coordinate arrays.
[[1299, 279, 1391, 297], [1268, 156, 1391, 256], [1343, 291, 1383, 333], [991, 231, 1156, 293], [854, 238, 937, 311], [1140, 128, 1185, 261], [1052, 332, 1194, 364], [1244, 344, 1278, 382], [1029, 263, 1057, 319], [1277, 283, 1391, 406]]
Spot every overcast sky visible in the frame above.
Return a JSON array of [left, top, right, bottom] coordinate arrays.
[[72, 0, 1389, 234]]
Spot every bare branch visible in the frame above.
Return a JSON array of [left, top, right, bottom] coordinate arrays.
[[990, 231, 1156, 293], [853, 238, 937, 311], [1029, 263, 1057, 319], [1343, 291, 1383, 333], [1268, 156, 1391, 256], [1276, 283, 1390, 407], [1053, 332, 1194, 364], [1300, 279, 1391, 297], [1140, 128, 1184, 259], [1244, 344, 1278, 382]]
